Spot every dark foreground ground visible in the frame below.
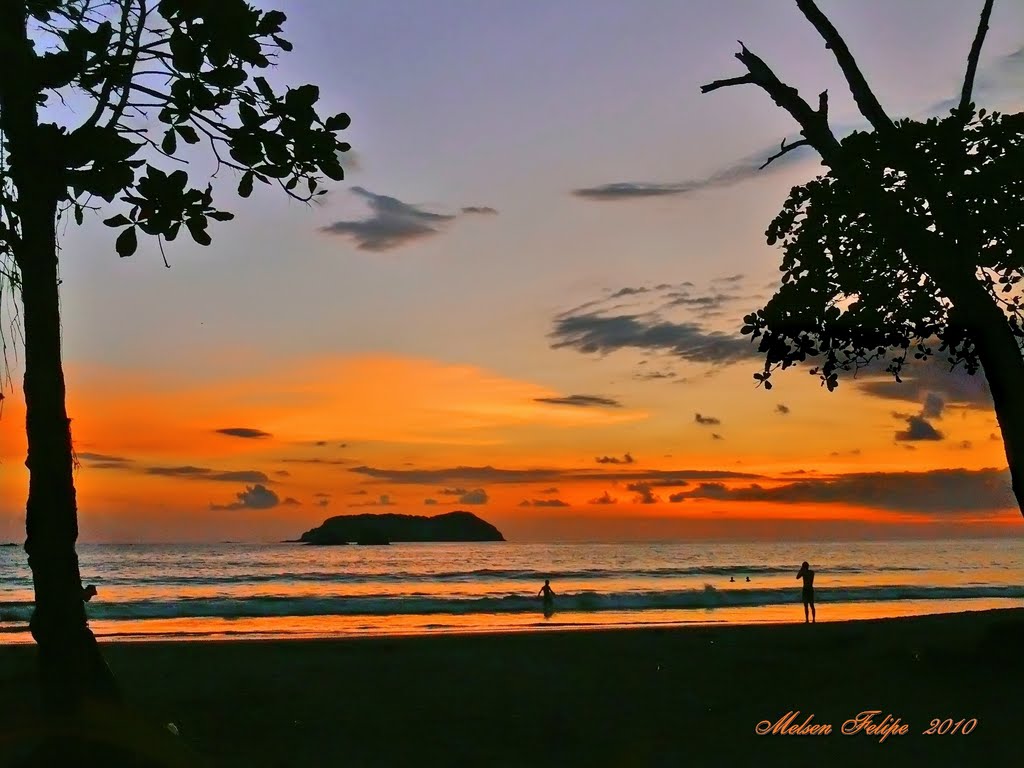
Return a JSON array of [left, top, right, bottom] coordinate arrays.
[[1, 609, 1022, 767]]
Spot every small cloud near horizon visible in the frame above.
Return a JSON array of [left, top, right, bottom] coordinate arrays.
[[215, 427, 272, 439]]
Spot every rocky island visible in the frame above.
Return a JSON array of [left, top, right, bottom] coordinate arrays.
[[297, 511, 505, 545]]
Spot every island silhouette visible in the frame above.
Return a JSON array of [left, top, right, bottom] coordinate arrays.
[[296, 511, 505, 545]]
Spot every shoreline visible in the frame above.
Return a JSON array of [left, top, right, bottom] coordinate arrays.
[[2, 608, 1022, 766]]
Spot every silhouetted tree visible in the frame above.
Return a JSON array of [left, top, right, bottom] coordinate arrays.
[[0, 0, 349, 712], [703, 0, 1024, 514]]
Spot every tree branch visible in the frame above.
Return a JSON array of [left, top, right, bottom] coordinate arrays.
[[960, 0, 996, 114], [759, 138, 811, 169], [795, 0, 893, 133]]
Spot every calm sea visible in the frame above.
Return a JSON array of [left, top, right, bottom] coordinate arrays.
[[1, 539, 1022, 643]]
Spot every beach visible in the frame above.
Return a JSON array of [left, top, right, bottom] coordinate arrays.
[[1, 608, 1021, 767]]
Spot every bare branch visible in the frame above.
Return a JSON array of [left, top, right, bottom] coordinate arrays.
[[960, 0, 996, 114], [81, 0, 133, 131], [759, 138, 811, 169], [795, 0, 893, 133], [699, 74, 754, 93]]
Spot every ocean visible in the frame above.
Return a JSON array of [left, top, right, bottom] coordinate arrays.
[[1, 539, 1022, 642]]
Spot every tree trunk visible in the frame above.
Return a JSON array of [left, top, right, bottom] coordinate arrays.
[[954, 279, 1024, 516], [0, 0, 119, 714]]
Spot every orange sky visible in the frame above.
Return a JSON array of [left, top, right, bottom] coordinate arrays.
[[1, 353, 1020, 542]]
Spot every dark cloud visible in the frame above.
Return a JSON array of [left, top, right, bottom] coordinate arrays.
[[210, 484, 280, 511], [459, 489, 488, 505], [711, 433, 724, 441], [518, 498, 570, 508], [349, 494, 397, 508], [461, 206, 498, 215], [570, 140, 814, 201], [627, 482, 659, 505], [668, 491, 688, 503], [350, 489, 368, 495], [922, 393, 945, 419], [596, 452, 634, 465], [424, 498, 438, 505], [550, 312, 756, 366], [320, 187, 455, 251], [634, 369, 677, 381], [534, 394, 623, 408], [349, 465, 759, 485], [317, 498, 330, 507], [282, 497, 301, 506], [665, 468, 1014, 514], [589, 491, 617, 505], [959, 440, 973, 450], [77, 452, 132, 463], [775, 404, 790, 415], [146, 466, 270, 483], [856, 360, 992, 410], [712, 274, 745, 284], [281, 458, 352, 465], [313, 492, 331, 498], [315, 441, 328, 447], [215, 427, 272, 440], [538, 487, 560, 494], [695, 413, 720, 426], [274, 470, 291, 477], [895, 415, 944, 442]]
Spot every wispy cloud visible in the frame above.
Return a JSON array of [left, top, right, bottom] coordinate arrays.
[[695, 413, 720, 426], [215, 427, 272, 439], [534, 394, 623, 408], [321, 188, 496, 251], [518, 498, 570, 508], [589, 491, 617, 505], [349, 465, 759, 485], [146, 466, 270, 483]]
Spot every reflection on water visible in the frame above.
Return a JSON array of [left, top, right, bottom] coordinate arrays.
[[1, 539, 1022, 643]]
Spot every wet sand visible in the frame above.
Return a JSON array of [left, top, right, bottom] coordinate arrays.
[[0, 608, 1021, 767]]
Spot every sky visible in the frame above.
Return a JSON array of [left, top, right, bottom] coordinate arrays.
[[1, 0, 1024, 543]]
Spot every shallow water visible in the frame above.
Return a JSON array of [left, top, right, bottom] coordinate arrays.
[[1, 539, 1021, 642]]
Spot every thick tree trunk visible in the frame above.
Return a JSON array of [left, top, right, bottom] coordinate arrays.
[[954, 279, 1024, 516], [0, 0, 119, 713]]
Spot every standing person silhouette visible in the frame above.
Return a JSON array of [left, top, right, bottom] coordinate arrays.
[[537, 579, 555, 618], [797, 561, 815, 623]]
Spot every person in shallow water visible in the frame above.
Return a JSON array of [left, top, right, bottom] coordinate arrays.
[[797, 561, 816, 623], [537, 579, 556, 616]]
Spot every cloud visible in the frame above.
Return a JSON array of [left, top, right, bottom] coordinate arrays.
[[281, 458, 352, 465], [711, 433, 724, 441], [349, 464, 760, 485], [349, 494, 397, 508], [858, 360, 991, 410], [461, 206, 498, 215], [146, 466, 270, 483], [317, 498, 330, 507], [775, 404, 790, 415], [439, 487, 469, 496], [313, 492, 331, 498], [895, 415, 944, 442], [589, 491, 617, 505], [695, 413, 720, 426], [215, 427, 272, 440], [571, 140, 815, 201], [424, 498, 438, 505], [211, 484, 280, 511], [274, 470, 291, 477], [596, 452, 634, 465], [77, 452, 132, 463], [668, 491, 688, 503], [538, 487, 560, 494], [459, 489, 488, 505], [664, 468, 1015, 514], [627, 482, 658, 505], [534, 394, 623, 408], [320, 187, 455, 251], [282, 497, 301, 506], [518, 498, 571, 507], [549, 312, 757, 366], [922, 393, 945, 419]]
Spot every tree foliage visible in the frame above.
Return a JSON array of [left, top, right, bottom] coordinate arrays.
[[0, 0, 350, 273], [742, 108, 1024, 391]]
